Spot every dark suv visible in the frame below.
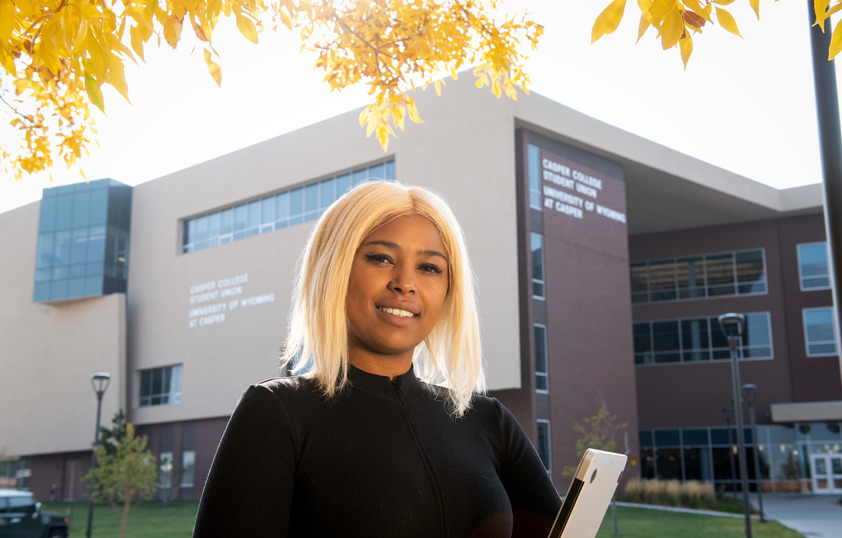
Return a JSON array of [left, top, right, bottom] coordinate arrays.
[[0, 490, 69, 538]]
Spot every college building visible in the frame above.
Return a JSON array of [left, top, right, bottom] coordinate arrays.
[[1, 77, 839, 501]]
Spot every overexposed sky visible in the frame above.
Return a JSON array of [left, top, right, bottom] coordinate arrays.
[[0, 0, 829, 214]]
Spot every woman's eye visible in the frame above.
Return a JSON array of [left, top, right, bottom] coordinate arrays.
[[365, 253, 393, 265], [419, 263, 443, 274]]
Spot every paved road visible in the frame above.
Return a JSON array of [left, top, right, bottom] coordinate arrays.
[[758, 493, 841, 538]]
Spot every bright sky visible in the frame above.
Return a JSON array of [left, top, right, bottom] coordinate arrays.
[[0, 1, 829, 215]]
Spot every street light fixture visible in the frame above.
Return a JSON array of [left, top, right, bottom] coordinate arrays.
[[742, 383, 766, 523], [86, 372, 111, 538], [718, 313, 752, 538]]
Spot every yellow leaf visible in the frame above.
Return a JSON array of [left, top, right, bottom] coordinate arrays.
[[84, 72, 105, 112], [713, 0, 736, 4], [163, 16, 182, 49], [236, 14, 259, 44], [715, 6, 742, 38], [830, 18, 842, 59], [204, 49, 222, 87], [130, 25, 145, 60], [106, 54, 131, 103], [679, 35, 693, 68], [0, 0, 15, 42], [660, 8, 684, 50], [406, 99, 423, 124], [814, 0, 827, 29], [750, 0, 760, 19], [592, 0, 628, 43], [434, 79, 441, 96], [636, 13, 651, 43]]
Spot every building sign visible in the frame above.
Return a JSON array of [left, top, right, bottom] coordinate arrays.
[[187, 273, 276, 328], [541, 154, 626, 224]]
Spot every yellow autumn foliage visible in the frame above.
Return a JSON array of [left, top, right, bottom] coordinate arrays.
[[593, 0, 842, 67], [0, 0, 542, 180]]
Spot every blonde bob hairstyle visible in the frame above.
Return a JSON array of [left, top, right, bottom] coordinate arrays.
[[280, 180, 485, 415]]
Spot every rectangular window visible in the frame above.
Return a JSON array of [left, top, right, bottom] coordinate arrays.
[[180, 450, 196, 487], [735, 249, 767, 294], [537, 420, 551, 473], [798, 242, 830, 290], [648, 260, 677, 302], [635, 313, 773, 366], [680, 318, 710, 362], [139, 365, 183, 407], [528, 144, 542, 210], [705, 253, 735, 297], [630, 249, 766, 304], [630, 262, 649, 304], [652, 320, 681, 363], [633, 323, 653, 365], [676, 256, 706, 299], [181, 160, 396, 253], [804, 307, 839, 356], [534, 324, 548, 392], [531, 233, 545, 299]]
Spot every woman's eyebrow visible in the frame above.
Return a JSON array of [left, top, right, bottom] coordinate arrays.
[[363, 240, 447, 260]]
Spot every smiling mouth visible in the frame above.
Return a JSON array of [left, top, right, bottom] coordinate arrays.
[[377, 306, 417, 318]]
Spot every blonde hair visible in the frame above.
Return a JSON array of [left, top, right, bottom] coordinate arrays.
[[280, 181, 485, 415]]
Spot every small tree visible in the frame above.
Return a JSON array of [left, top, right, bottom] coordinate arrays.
[[85, 422, 158, 538], [98, 409, 129, 456], [562, 404, 628, 537], [562, 404, 627, 478]]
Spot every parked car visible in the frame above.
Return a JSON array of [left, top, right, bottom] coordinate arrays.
[[0, 489, 69, 538]]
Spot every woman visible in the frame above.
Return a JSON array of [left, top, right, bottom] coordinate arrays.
[[193, 181, 560, 537]]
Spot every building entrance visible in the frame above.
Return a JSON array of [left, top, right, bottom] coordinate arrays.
[[810, 454, 842, 493]]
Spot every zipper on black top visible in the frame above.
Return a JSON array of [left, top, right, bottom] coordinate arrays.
[[391, 383, 448, 536]]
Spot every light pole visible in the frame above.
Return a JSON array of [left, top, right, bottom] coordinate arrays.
[[86, 372, 111, 538], [723, 406, 738, 499], [718, 313, 752, 538], [742, 383, 766, 523]]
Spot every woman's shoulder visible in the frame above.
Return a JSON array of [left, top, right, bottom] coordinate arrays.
[[253, 375, 321, 400]]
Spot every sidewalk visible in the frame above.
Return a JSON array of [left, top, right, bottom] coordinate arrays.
[[758, 493, 841, 538]]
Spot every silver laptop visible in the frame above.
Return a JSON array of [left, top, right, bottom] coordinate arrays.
[[547, 448, 628, 538]]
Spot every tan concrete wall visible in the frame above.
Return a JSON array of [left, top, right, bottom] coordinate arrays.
[[0, 203, 125, 456], [126, 77, 524, 426]]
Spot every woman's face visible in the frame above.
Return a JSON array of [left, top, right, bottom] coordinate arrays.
[[346, 214, 449, 375]]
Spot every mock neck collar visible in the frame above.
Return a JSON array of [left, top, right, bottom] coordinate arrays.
[[347, 364, 424, 399]]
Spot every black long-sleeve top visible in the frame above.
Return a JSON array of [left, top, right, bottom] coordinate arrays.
[[193, 366, 560, 537]]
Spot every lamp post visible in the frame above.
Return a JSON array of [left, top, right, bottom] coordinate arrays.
[[742, 383, 766, 523], [722, 406, 738, 499], [86, 372, 111, 538], [718, 313, 752, 538]]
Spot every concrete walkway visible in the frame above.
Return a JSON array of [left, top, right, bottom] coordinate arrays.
[[758, 493, 841, 538]]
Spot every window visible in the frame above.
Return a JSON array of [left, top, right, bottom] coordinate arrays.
[[804, 307, 838, 356], [181, 450, 196, 487], [629, 249, 766, 304], [531, 233, 545, 299], [798, 242, 830, 290], [159, 451, 174, 489], [139, 365, 183, 407], [537, 420, 551, 473], [534, 324, 548, 392], [528, 144, 542, 210], [634, 313, 773, 365], [182, 160, 396, 253], [34, 179, 132, 302]]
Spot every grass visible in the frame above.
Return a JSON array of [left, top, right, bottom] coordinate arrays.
[[596, 505, 804, 537], [42, 499, 805, 538], [43, 500, 197, 538]]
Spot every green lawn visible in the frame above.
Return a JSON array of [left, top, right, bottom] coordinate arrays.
[[596, 505, 805, 538], [43, 500, 804, 538], [43, 500, 197, 538]]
